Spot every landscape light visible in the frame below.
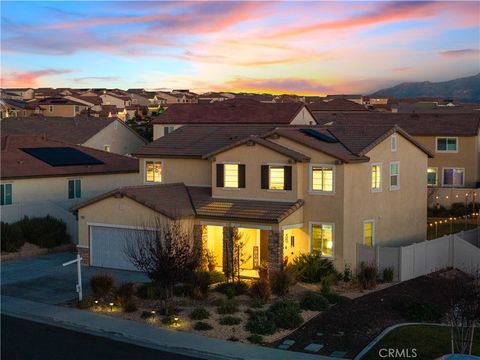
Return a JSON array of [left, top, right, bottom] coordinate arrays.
[[109, 302, 114, 311]]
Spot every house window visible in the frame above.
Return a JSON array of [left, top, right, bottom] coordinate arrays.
[[48, 105, 54, 112], [363, 220, 375, 246], [311, 165, 334, 193], [145, 161, 162, 183], [391, 135, 397, 152], [74, 105, 79, 114], [427, 167, 438, 187], [443, 168, 464, 187], [269, 166, 285, 190], [436, 137, 457, 152], [164, 126, 175, 136], [104, 145, 111, 152], [371, 164, 382, 192], [68, 180, 81, 199], [1, 184, 12, 205], [311, 223, 334, 257], [224, 164, 239, 188], [389, 162, 400, 190]]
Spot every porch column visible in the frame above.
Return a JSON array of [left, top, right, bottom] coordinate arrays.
[[222, 226, 233, 275], [193, 224, 208, 265], [268, 230, 284, 273]]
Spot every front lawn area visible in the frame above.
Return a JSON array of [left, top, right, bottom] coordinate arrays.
[[362, 325, 480, 359]]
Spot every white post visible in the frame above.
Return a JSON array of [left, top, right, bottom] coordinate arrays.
[[62, 254, 83, 301]]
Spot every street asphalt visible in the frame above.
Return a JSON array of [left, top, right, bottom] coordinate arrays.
[[1, 315, 202, 360]]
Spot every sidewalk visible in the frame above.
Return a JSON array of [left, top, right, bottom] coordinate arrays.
[[1, 295, 340, 360]]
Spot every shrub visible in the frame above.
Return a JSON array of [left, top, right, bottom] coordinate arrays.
[[219, 316, 242, 325], [17, 216, 70, 248], [258, 261, 269, 280], [194, 321, 213, 331], [190, 270, 211, 299], [383, 267, 394, 283], [343, 264, 352, 283], [215, 281, 249, 298], [207, 271, 226, 284], [247, 334, 264, 344], [321, 291, 351, 305], [227, 336, 239, 342], [90, 274, 114, 299], [162, 315, 178, 325], [123, 301, 138, 313], [320, 273, 337, 293], [393, 300, 444, 322], [217, 299, 239, 314], [357, 262, 378, 289], [77, 297, 94, 309], [450, 202, 468, 217], [141, 311, 156, 320], [115, 282, 135, 307], [1, 222, 25, 252], [268, 299, 302, 329], [190, 307, 210, 320], [245, 310, 277, 335], [137, 283, 163, 300], [249, 278, 271, 304], [300, 291, 329, 311], [289, 252, 337, 283], [270, 269, 296, 296]]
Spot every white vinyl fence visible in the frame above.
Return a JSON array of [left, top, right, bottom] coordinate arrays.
[[357, 228, 480, 282], [1, 200, 78, 243]]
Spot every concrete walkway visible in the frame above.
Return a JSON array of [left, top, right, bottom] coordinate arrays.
[[1, 253, 341, 360]]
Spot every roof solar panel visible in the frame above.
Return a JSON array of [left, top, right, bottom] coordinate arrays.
[[21, 147, 104, 167], [300, 129, 338, 143]]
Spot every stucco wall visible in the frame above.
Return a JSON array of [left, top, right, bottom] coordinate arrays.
[[153, 124, 183, 140], [39, 104, 89, 117], [290, 107, 316, 125], [84, 121, 146, 155], [138, 157, 211, 186]]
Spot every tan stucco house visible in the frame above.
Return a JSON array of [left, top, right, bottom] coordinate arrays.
[[38, 97, 89, 117], [72, 123, 431, 275]]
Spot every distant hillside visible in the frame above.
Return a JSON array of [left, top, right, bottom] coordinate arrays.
[[371, 73, 480, 102]]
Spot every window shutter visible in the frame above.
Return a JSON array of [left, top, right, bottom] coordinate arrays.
[[216, 164, 224, 188], [1, 185, 4, 206], [75, 180, 82, 198], [5, 184, 12, 205], [284, 166, 292, 190], [261, 165, 269, 189], [68, 180, 75, 199], [238, 164, 246, 188]]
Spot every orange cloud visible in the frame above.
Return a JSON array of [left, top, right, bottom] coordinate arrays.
[[0, 69, 73, 87], [220, 77, 333, 95]]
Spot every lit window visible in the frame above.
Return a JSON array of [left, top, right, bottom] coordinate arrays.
[[1, 184, 12, 205], [146, 161, 162, 183], [389, 162, 400, 190], [269, 166, 285, 190], [427, 167, 438, 187], [391, 135, 397, 152], [311, 223, 334, 257], [371, 164, 382, 191], [363, 221, 374, 246], [311, 166, 334, 192], [224, 164, 239, 188], [104, 145, 111, 152], [68, 180, 81, 199], [443, 168, 464, 187], [436, 137, 457, 152]]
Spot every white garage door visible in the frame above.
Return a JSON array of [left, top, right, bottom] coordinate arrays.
[[90, 225, 147, 271]]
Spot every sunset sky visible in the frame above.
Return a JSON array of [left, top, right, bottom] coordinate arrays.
[[1, 1, 479, 95]]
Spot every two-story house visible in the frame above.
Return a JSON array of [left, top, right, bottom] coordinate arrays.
[[38, 97, 89, 117], [71, 123, 431, 275], [151, 99, 317, 140], [100, 92, 132, 109]]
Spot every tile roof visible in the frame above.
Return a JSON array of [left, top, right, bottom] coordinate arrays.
[[72, 184, 304, 223], [134, 124, 279, 157], [1, 135, 139, 179], [1, 98, 38, 109], [151, 99, 313, 125], [1, 116, 116, 144], [309, 98, 368, 112], [316, 113, 480, 136], [38, 97, 86, 106]]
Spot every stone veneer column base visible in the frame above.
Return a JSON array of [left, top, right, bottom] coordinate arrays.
[[268, 230, 284, 273], [193, 224, 208, 267], [77, 246, 90, 266]]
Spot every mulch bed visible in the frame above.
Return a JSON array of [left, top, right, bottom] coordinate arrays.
[[271, 269, 471, 358]]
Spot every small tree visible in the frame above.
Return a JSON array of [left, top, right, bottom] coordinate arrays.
[[223, 228, 252, 284], [124, 217, 201, 314], [448, 271, 480, 355]]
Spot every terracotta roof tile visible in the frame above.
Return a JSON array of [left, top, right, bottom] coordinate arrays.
[[309, 98, 368, 112]]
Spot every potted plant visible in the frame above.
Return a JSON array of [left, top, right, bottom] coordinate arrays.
[[206, 250, 217, 271]]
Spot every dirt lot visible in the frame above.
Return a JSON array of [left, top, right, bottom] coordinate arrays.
[[272, 269, 471, 358]]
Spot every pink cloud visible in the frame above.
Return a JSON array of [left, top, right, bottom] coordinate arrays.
[[440, 49, 480, 57], [0, 69, 73, 87]]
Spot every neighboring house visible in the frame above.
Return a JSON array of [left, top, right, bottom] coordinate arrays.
[[100, 92, 132, 109], [97, 104, 119, 118], [156, 91, 198, 105], [72, 123, 430, 274], [151, 99, 317, 140], [198, 92, 231, 103], [65, 95, 103, 111], [0, 98, 41, 118], [1, 116, 147, 155], [127, 89, 157, 107], [325, 94, 363, 105], [38, 97, 89, 117], [1, 88, 35, 100], [1, 135, 140, 240], [308, 98, 369, 114], [317, 113, 480, 206]]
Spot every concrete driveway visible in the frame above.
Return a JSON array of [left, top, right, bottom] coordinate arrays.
[[1, 252, 149, 304]]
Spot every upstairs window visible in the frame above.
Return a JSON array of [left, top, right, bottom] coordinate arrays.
[[1, 184, 12, 205], [389, 162, 400, 190], [68, 180, 81, 199], [261, 165, 292, 191], [391, 135, 397, 152], [443, 168, 464, 187], [427, 167, 438, 187], [311, 223, 334, 257], [145, 161, 162, 183], [436, 137, 457, 152], [371, 164, 382, 192], [311, 165, 334, 193], [216, 163, 245, 189]]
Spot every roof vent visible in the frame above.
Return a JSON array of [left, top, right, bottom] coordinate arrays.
[[300, 129, 338, 143]]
